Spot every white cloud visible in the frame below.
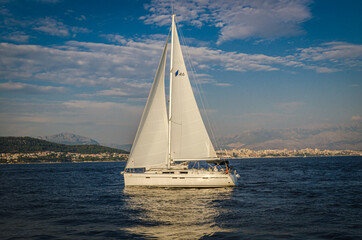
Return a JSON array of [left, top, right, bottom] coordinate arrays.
[[303, 65, 339, 73], [101, 34, 127, 44], [75, 15, 87, 21], [95, 88, 129, 97], [2, 15, 90, 38], [0, 41, 163, 89], [0, 38, 357, 101], [33, 17, 70, 37], [0, 81, 65, 94], [79, 85, 151, 99], [3, 17, 32, 28], [64, 100, 125, 110], [296, 42, 362, 70], [0, 98, 142, 125], [183, 44, 311, 73], [71, 26, 91, 34], [2, 31, 31, 43], [141, 0, 312, 43]]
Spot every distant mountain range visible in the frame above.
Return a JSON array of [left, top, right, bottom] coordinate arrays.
[[37, 133, 99, 145], [37, 133, 131, 151], [34, 121, 362, 152], [0, 137, 128, 154], [218, 121, 362, 150]]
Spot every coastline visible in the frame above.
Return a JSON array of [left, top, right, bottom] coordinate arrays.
[[1, 155, 361, 165], [0, 160, 127, 165], [220, 155, 362, 160]]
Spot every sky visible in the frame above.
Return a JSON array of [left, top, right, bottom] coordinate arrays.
[[0, 0, 361, 145]]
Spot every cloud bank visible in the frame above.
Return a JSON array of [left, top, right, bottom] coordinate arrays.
[[141, 0, 312, 43], [1, 38, 360, 97]]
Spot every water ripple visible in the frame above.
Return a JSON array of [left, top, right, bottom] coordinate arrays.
[[0, 157, 361, 239]]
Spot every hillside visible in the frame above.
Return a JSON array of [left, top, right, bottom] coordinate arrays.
[[0, 137, 128, 154], [103, 143, 132, 152], [37, 133, 99, 145], [218, 121, 362, 150]]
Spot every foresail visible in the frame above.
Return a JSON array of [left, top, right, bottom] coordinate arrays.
[[170, 21, 217, 161], [126, 38, 169, 169]]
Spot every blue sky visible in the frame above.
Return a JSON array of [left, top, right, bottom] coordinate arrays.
[[0, 0, 361, 145]]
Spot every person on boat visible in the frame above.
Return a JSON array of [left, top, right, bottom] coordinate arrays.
[[213, 166, 218, 172]]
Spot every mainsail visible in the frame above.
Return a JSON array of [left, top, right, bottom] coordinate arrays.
[[169, 16, 217, 161], [126, 38, 169, 169]]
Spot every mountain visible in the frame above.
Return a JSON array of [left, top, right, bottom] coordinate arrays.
[[37, 133, 132, 152], [102, 143, 132, 152], [218, 121, 362, 150], [0, 137, 128, 154], [37, 133, 99, 145]]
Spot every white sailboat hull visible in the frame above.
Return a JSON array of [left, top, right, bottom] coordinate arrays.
[[124, 169, 238, 187]]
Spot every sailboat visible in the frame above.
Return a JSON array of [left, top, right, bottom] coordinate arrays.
[[122, 15, 239, 187]]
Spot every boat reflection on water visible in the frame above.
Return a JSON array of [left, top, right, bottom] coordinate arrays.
[[122, 187, 234, 239]]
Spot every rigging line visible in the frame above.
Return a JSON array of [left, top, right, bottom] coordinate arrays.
[[177, 24, 221, 152], [171, 0, 174, 15]]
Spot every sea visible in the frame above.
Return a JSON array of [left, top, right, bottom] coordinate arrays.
[[0, 156, 361, 240]]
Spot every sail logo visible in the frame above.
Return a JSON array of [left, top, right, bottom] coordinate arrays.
[[175, 70, 185, 77]]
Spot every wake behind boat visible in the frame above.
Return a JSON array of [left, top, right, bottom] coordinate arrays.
[[122, 15, 239, 187]]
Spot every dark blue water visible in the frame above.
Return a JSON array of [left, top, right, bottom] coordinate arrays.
[[0, 157, 361, 239]]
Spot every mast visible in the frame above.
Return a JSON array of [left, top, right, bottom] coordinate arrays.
[[167, 14, 175, 169]]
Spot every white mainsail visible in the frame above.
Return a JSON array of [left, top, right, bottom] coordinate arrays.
[[126, 38, 169, 169], [169, 17, 217, 162]]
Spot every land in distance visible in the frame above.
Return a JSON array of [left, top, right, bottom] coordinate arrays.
[[0, 137, 128, 164]]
